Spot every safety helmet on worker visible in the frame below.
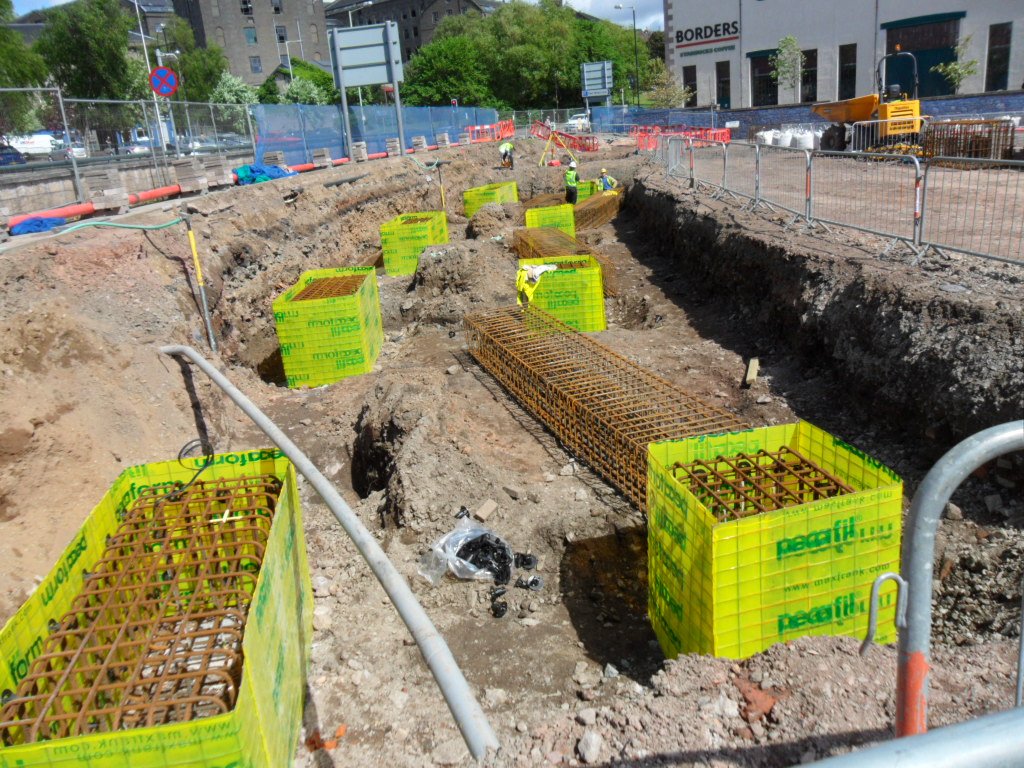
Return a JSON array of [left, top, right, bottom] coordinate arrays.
[[569, 161, 577, 168], [601, 168, 607, 174]]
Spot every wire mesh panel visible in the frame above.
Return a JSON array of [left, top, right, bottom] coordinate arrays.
[[0, 473, 281, 744], [664, 136, 689, 178], [921, 158, 1024, 263], [810, 152, 920, 242], [758, 144, 809, 217], [64, 98, 170, 188], [692, 141, 726, 190], [465, 305, 747, 510], [724, 142, 758, 201]]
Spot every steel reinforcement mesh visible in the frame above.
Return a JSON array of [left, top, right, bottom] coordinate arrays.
[[923, 119, 1015, 161], [0, 474, 281, 745], [521, 192, 566, 210], [293, 275, 366, 301], [466, 305, 747, 509], [574, 192, 622, 231], [669, 447, 854, 522], [512, 228, 591, 261]]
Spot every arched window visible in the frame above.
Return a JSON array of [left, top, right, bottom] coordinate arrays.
[[215, 26, 226, 46], [309, 23, 319, 43]]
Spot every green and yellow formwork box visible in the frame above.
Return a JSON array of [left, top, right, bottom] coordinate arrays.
[[463, 181, 519, 218], [576, 180, 601, 202], [379, 211, 449, 276], [647, 421, 903, 660], [0, 449, 312, 767], [524, 203, 576, 239], [273, 266, 384, 389], [516, 254, 607, 333]]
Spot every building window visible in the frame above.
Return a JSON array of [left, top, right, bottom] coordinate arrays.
[[239, 0, 252, 14], [276, 25, 287, 42], [986, 22, 1012, 91], [249, 56, 262, 73], [244, 27, 257, 45], [413, 26, 418, 36], [310, 23, 319, 43], [715, 59, 730, 109], [272, 0, 283, 13], [404, 27, 409, 39], [314, 50, 321, 59], [281, 53, 289, 66], [401, 11, 406, 18], [446, 8, 452, 15], [405, 46, 411, 58], [215, 26, 226, 45], [432, 11, 438, 21], [211, 0, 220, 17], [801, 49, 817, 102], [411, 8, 415, 16], [750, 54, 777, 106], [838, 43, 857, 100], [682, 65, 697, 107], [885, 16, 960, 96]]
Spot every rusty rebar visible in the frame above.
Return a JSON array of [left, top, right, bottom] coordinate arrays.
[[923, 119, 1015, 163], [293, 274, 367, 301], [512, 228, 591, 261], [465, 305, 747, 510], [574, 192, 622, 230], [0, 474, 281, 745], [669, 446, 854, 521]]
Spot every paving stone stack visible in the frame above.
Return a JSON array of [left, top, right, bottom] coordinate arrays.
[[351, 142, 368, 162], [385, 138, 401, 156], [81, 168, 129, 213], [262, 150, 286, 166], [171, 158, 208, 195], [312, 147, 333, 168]]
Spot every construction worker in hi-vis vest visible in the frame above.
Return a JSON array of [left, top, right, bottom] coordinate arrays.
[[564, 161, 579, 205]]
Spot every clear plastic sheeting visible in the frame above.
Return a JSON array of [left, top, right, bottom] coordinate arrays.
[[253, 104, 499, 164]]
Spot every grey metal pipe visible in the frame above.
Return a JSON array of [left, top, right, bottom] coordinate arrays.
[[807, 706, 1024, 767], [896, 421, 1024, 737], [159, 345, 500, 761]]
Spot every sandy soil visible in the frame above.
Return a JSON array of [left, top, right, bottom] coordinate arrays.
[[0, 136, 1021, 767]]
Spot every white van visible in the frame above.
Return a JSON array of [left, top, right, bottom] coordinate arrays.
[[9, 133, 61, 158]]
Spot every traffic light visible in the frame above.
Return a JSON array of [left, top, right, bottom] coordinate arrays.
[[451, 98, 458, 107]]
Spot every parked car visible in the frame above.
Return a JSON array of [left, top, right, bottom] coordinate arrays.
[[563, 113, 591, 133], [0, 144, 27, 166]]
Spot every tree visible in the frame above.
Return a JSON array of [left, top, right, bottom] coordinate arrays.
[[646, 30, 664, 62], [643, 59, 692, 108], [769, 35, 804, 98], [403, 36, 493, 106], [931, 34, 979, 94], [156, 17, 228, 103], [281, 77, 330, 105], [210, 72, 258, 105], [0, 0, 48, 137], [289, 59, 340, 102], [33, 0, 136, 99], [257, 78, 281, 104]]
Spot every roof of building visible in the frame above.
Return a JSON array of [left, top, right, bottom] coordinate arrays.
[[3, 22, 46, 44]]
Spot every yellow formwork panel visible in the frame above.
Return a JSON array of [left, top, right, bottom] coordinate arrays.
[[647, 421, 902, 659], [0, 449, 312, 767], [273, 266, 383, 388], [516, 254, 606, 333], [379, 211, 449, 275], [525, 204, 575, 238], [463, 181, 519, 217]]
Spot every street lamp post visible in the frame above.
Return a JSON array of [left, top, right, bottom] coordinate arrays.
[[615, 4, 640, 108], [132, 0, 168, 169]]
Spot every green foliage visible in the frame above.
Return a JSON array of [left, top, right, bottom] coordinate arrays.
[[156, 17, 228, 103], [288, 59, 340, 102], [643, 59, 692, 108], [646, 30, 664, 61], [281, 77, 330, 105], [257, 78, 281, 104], [769, 35, 804, 94], [402, 0, 656, 109], [0, 0, 48, 136], [210, 71, 258, 105], [403, 36, 492, 106], [931, 34, 978, 94], [34, 0, 136, 99]]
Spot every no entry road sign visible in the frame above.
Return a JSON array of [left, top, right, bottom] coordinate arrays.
[[149, 66, 179, 97]]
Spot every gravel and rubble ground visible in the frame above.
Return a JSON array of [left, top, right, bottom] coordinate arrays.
[[0, 135, 1021, 767]]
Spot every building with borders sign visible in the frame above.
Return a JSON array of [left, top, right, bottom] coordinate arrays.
[[662, 0, 1023, 109]]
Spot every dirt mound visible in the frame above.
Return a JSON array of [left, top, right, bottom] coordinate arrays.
[[466, 202, 521, 240]]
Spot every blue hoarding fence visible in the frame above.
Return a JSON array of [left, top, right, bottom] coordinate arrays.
[[253, 104, 499, 165]]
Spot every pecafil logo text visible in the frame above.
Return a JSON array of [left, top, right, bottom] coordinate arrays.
[[777, 591, 890, 636], [775, 516, 895, 561]]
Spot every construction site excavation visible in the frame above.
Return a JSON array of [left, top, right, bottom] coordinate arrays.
[[0, 135, 1021, 768]]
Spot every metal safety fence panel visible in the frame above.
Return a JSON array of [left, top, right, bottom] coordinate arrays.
[[810, 152, 920, 243], [758, 144, 810, 218], [691, 141, 726, 190], [0, 87, 84, 218], [920, 157, 1024, 263], [724, 141, 758, 201]]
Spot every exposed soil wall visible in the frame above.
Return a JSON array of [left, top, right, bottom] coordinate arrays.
[[627, 175, 1024, 446]]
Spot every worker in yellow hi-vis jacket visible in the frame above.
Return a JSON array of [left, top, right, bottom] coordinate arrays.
[[564, 161, 579, 204]]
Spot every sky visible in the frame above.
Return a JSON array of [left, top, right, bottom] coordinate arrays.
[[14, 0, 664, 30]]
